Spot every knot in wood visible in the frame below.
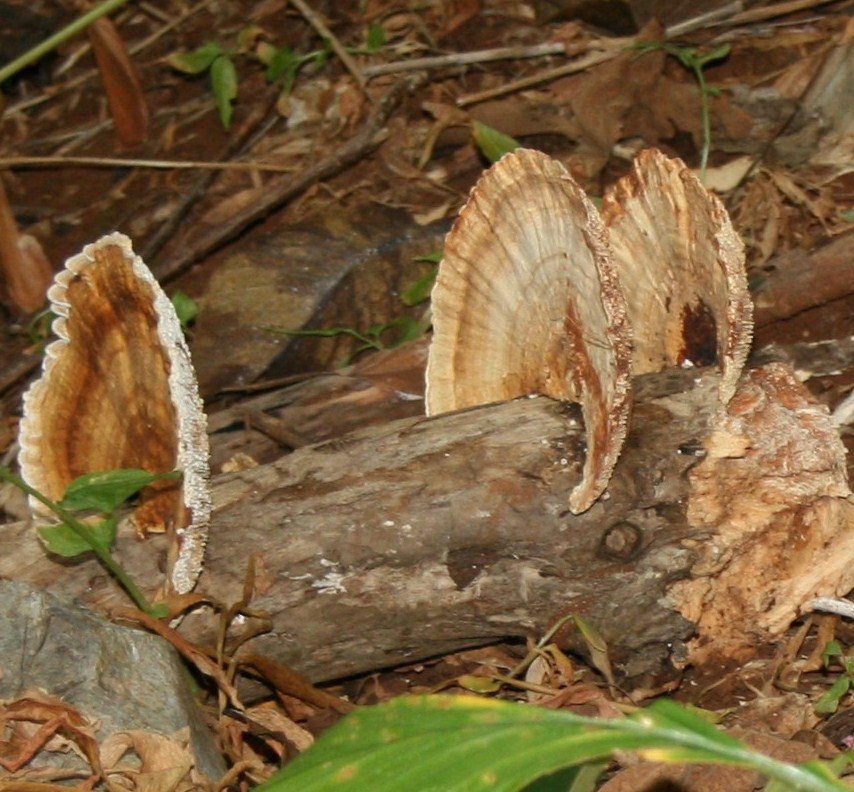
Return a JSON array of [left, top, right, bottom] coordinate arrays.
[[599, 521, 643, 561]]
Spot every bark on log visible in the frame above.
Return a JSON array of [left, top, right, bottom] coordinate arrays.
[[1, 363, 851, 692]]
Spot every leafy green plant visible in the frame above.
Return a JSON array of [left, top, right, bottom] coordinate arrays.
[[263, 314, 426, 365], [257, 38, 332, 95], [168, 20, 385, 129], [816, 640, 854, 715], [257, 694, 852, 791], [167, 40, 238, 129], [634, 42, 731, 182], [0, 466, 176, 616]]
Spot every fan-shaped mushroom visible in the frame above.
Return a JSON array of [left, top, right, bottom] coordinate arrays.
[[18, 233, 210, 594], [426, 149, 633, 514]]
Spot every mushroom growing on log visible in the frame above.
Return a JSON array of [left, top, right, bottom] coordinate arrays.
[[7, 152, 852, 692]]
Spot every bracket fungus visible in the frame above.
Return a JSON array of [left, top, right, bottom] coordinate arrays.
[[426, 148, 753, 514], [18, 233, 211, 594]]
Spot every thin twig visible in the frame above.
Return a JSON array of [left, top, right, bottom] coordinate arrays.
[[726, 0, 845, 25], [457, 46, 622, 107], [0, 0, 132, 84], [665, 1, 744, 37], [454, 4, 749, 108], [0, 155, 297, 172], [153, 73, 427, 281], [289, 0, 366, 89], [362, 42, 567, 77], [2, 0, 219, 118], [141, 84, 283, 264]]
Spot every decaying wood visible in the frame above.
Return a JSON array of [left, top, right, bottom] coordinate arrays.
[[1, 362, 850, 690]]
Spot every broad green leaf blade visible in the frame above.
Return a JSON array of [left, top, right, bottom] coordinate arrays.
[[167, 40, 223, 74], [39, 516, 117, 557], [59, 468, 176, 513], [210, 54, 238, 129], [257, 695, 850, 792], [473, 121, 521, 163], [522, 762, 604, 792]]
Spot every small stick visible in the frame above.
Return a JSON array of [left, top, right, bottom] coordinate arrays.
[[457, 46, 621, 107], [727, 0, 842, 25], [289, 0, 366, 89], [0, 155, 299, 172], [362, 42, 567, 77], [2, 0, 219, 118], [455, 3, 748, 108]]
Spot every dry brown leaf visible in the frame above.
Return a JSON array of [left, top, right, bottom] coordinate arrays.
[[243, 702, 314, 753], [0, 177, 53, 314], [0, 689, 102, 776], [89, 17, 149, 149], [101, 729, 197, 792]]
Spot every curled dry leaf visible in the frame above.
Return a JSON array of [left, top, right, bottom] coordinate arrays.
[[602, 149, 753, 404], [0, 689, 102, 774], [0, 176, 53, 313], [426, 148, 632, 514], [18, 233, 210, 593], [89, 17, 149, 149]]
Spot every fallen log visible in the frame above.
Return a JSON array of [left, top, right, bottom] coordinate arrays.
[[1, 361, 850, 691]]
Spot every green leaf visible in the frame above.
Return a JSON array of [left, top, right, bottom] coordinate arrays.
[[39, 516, 117, 558], [59, 468, 177, 513], [456, 675, 503, 693], [473, 120, 521, 163], [210, 54, 238, 129], [167, 40, 223, 74], [401, 267, 438, 306], [170, 290, 200, 329], [265, 45, 299, 83], [256, 695, 850, 792], [25, 308, 53, 346], [696, 43, 731, 67], [414, 250, 443, 264], [366, 23, 385, 52], [262, 324, 378, 347], [522, 762, 604, 792], [822, 640, 843, 666], [389, 315, 425, 345], [573, 615, 613, 686], [815, 675, 850, 715]]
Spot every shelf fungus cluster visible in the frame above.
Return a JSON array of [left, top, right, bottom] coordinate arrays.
[[426, 148, 753, 514], [18, 233, 211, 594]]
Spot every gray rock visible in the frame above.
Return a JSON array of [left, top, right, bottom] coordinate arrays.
[[0, 579, 225, 780]]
